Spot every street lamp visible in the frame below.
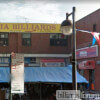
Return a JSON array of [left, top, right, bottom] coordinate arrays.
[[61, 7, 77, 90]]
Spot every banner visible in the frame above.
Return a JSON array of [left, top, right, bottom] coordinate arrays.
[[11, 53, 24, 93], [40, 59, 65, 67], [0, 23, 61, 33]]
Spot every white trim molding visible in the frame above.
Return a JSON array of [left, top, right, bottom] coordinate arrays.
[[0, 54, 72, 58]]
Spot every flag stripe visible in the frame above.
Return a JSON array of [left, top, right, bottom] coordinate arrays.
[[91, 32, 100, 46]]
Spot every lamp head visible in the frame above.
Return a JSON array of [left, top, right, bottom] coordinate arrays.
[[61, 19, 72, 35]]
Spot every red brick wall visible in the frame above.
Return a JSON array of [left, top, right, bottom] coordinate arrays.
[[0, 33, 71, 54], [76, 9, 100, 91]]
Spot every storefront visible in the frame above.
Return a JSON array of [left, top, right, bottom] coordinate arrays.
[[0, 65, 88, 100], [76, 45, 98, 90]]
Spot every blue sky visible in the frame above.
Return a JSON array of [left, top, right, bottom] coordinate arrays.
[[0, 0, 99, 23]]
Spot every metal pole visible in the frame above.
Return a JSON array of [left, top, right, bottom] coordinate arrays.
[[60, 83, 63, 90], [72, 7, 77, 90], [10, 54, 12, 100]]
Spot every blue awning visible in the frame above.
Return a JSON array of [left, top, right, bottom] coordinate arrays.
[[0, 65, 88, 83]]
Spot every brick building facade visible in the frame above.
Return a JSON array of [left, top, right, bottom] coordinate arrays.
[[0, 23, 72, 99], [76, 9, 100, 91], [0, 23, 72, 67], [0, 33, 71, 54]]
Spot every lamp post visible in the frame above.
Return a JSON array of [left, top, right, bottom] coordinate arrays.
[[61, 7, 77, 90]]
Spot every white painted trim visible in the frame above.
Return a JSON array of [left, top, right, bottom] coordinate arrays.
[[76, 45, 98, 51], [0, 54, 72, 58], [0, 54, 10, 57], [24, 54, 72, 57]]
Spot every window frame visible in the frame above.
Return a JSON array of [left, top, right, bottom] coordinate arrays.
[[50, 33, 68, 46], [22, 33, 31, 46], [0, 33, 8, 46]]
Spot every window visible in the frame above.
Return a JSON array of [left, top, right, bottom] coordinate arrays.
[[0, 33, 8, 46], [30, 57, 36, 63], [50, 34, 67, 46], [24, 57, 40, 67], [93, 24, 96, 32], [24, 57, 36, 64], [22, 33, 31, 46]]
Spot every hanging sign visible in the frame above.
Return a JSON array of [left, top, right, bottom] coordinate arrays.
[[78, 60, 95, 69], [11, 52, 24, 93], [76, 45, 98, 59]]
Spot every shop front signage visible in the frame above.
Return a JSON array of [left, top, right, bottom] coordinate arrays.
[[76, 45, 98, 59], [11, 52, 24, 93], [0, 23, 61, 33], [78, 60, 95, 69], [40, 59, 65, 67]]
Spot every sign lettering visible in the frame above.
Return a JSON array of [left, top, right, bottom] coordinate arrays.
[[0, 23, 61, 33]]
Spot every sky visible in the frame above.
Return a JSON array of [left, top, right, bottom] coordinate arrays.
[[0, 0, 99, 23]]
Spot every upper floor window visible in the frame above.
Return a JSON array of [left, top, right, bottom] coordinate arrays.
[[93, 24, 96, 32], [22, 33, 31, 46], [0, 33, 8, 46], [50, 34, 67, 46]]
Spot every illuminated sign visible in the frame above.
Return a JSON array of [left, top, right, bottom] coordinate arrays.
[[0, 23, 61, 33], [76, 45, 98, 59], [78, 60, 95, 69]]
